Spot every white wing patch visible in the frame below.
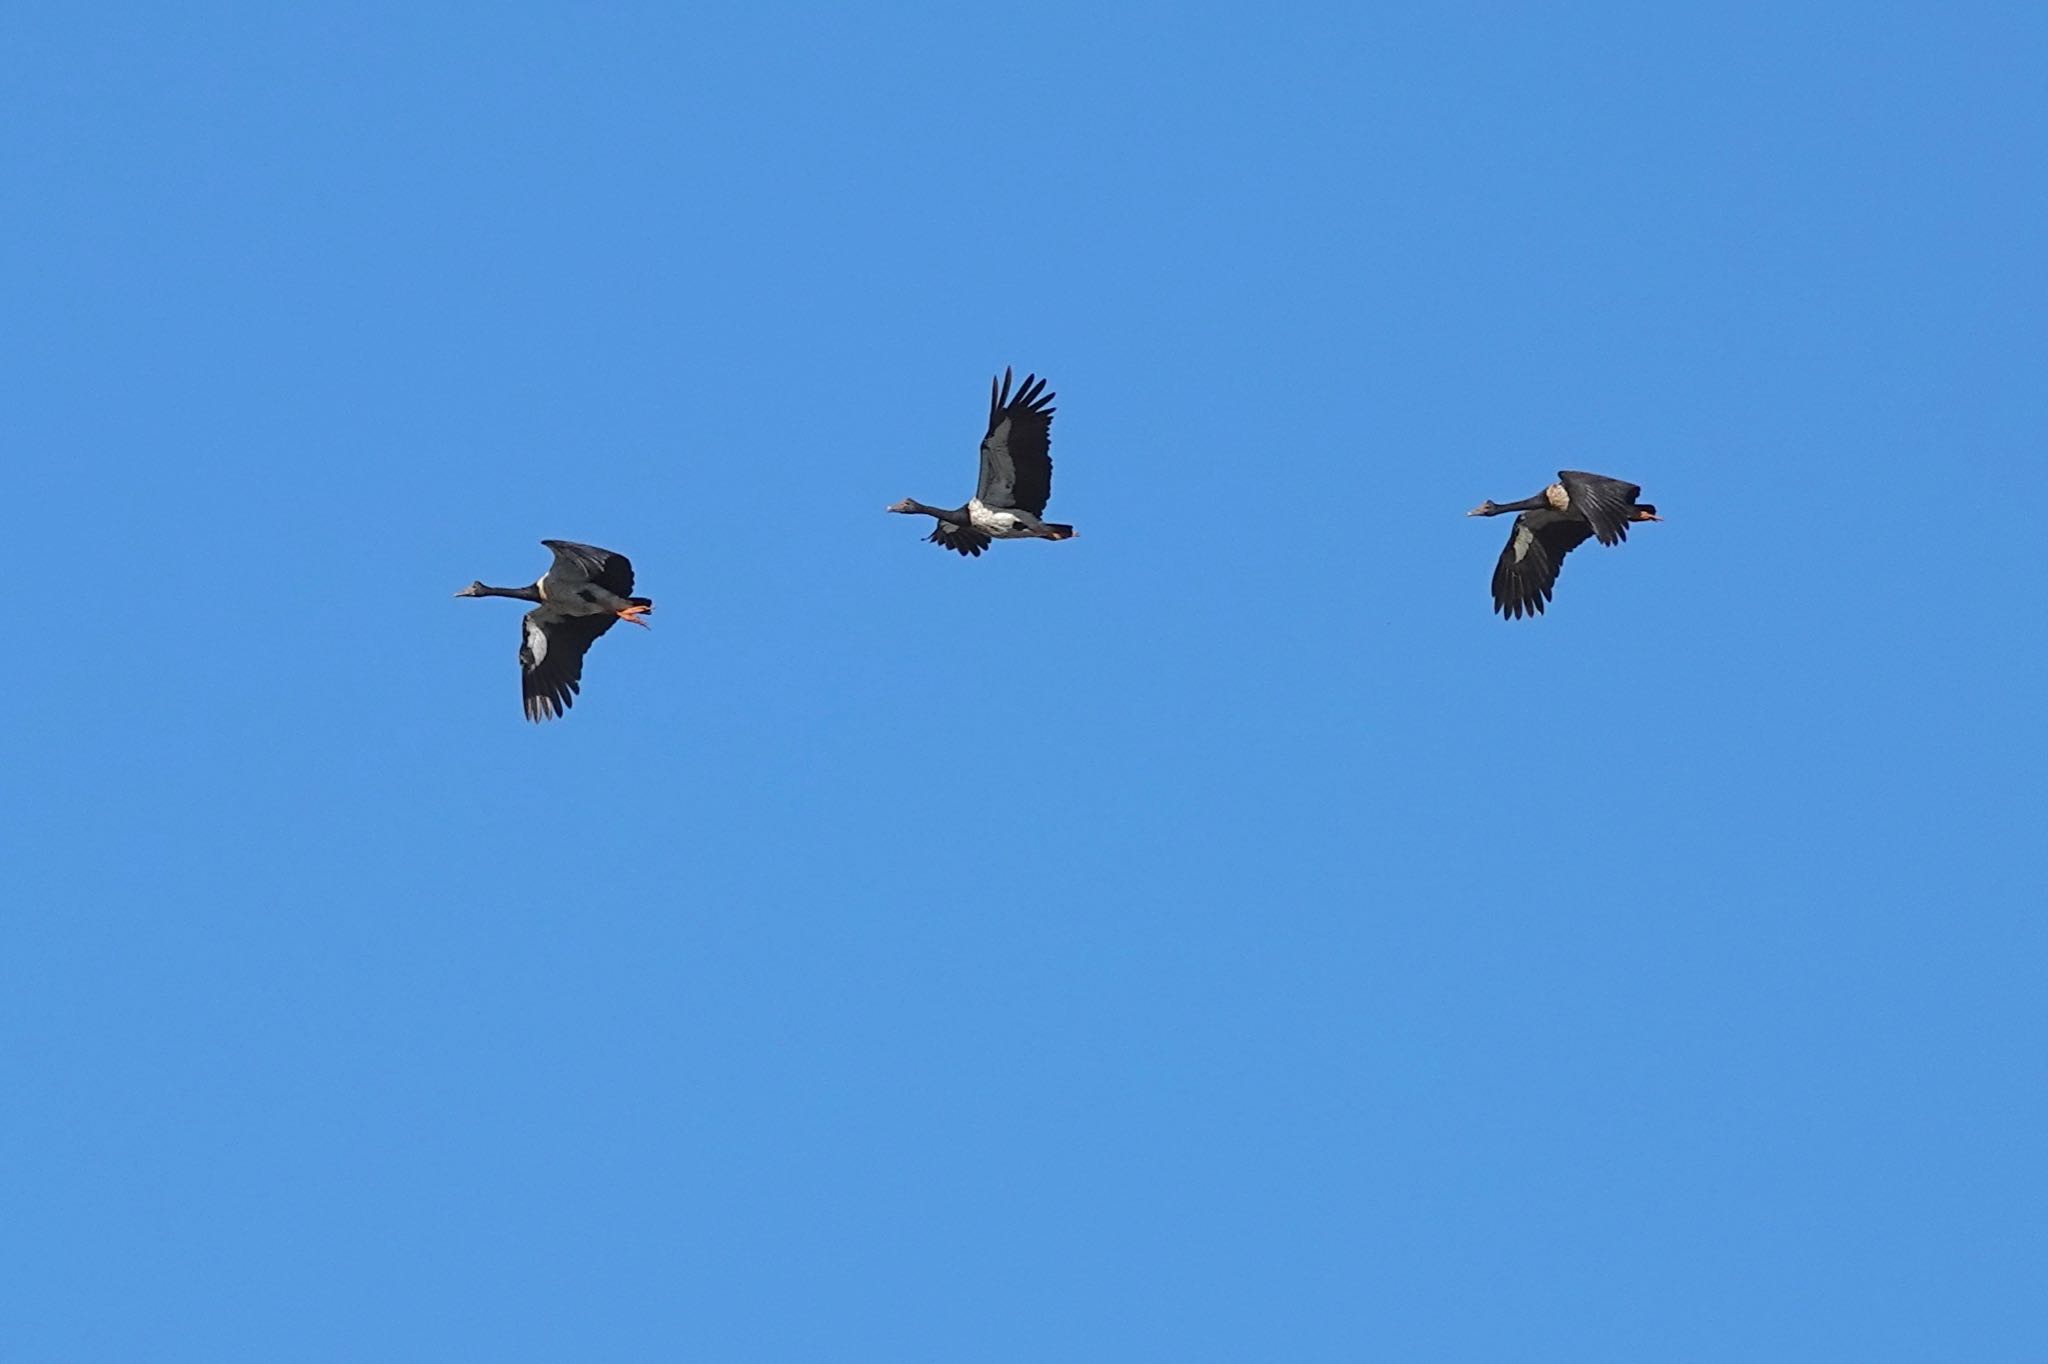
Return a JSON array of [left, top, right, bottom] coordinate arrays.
[[523, 617, 550, 666], [967, 498, 1027, 536], [1512, 523, 1538, 563]]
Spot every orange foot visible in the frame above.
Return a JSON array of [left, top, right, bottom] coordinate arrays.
[[618, 604, 654, 628]]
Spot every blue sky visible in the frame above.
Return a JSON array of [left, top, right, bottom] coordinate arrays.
[[4, 1, 2043, 1358]]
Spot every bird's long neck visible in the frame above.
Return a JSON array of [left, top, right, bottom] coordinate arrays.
[[472, 583, 544, 602], [910, 500, 969, 526], [1485, 495, 1551, 515]]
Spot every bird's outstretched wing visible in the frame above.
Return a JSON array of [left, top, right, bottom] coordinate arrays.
[[975, 369, 1057, 514], [520, 608, 620, 722], [927, 522, 991, 556], [1557, 473, 1643, 547], [1492, 512, 1595, 619], [541, 539, 636, 597]]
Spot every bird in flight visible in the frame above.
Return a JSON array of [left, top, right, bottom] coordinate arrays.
[[888, 368, 1076, 556], [455, 539, 653, 721], [1468, 471, 1660, 619]]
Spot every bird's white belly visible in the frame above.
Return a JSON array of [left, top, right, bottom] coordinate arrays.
[[967, 498, 1032, 538]]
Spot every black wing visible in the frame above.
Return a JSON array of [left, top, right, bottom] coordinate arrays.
[[928, 522, 991, 557], [975, 369, 1056, 514], [520, 608, 620, 722], [1556, 472, 1643, 547], [541, 539, 636, 597], [1491, 512, 1595, 619]]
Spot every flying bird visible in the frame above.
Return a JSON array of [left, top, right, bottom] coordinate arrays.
[[1468, 471, 1660, 619], [455, 540, 653, 721], [888, 368, 1076, 556]]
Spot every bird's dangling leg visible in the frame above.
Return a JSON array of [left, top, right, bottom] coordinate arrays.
[[617, 604, 653, 628]]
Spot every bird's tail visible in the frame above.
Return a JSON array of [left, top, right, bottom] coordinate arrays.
[[1041, 524, 1077, 540]]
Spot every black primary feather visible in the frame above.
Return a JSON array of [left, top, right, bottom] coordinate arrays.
[[975, 369, 1057, 514], [542, 539, 636, 597], [929, 523, 991, 557], [1556, 472, 1643, 547], [520, 610, 621, 722], [1491, 514, 1595, 619]]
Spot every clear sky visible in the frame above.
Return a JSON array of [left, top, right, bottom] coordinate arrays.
[[4, 2, 2044, 1359]]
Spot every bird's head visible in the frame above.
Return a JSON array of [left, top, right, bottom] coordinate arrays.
[[454, 580, 488, 597], [886, 499, 919, 515], [1631, 504, 1663, 522], [1467, 500, 1500, 517]]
